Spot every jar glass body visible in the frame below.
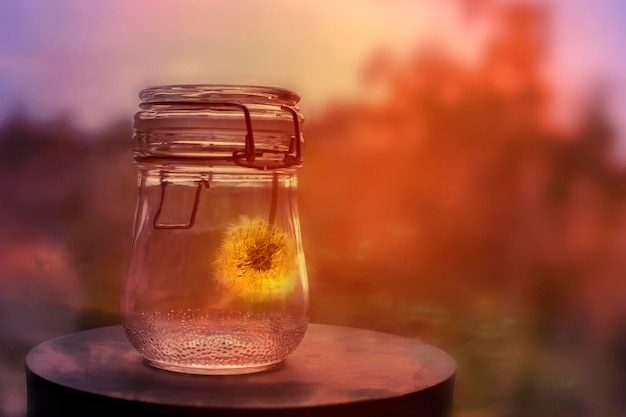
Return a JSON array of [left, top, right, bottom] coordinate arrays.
[[121, 85, 309, 375]]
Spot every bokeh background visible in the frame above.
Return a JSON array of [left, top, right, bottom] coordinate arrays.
[[1, 0, 626, 416]]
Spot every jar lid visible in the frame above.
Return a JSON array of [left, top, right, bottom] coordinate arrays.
[[139, 84, 300, 106], [133, 85, 303, 170]]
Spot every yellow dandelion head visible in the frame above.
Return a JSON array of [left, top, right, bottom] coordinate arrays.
[[214, 217, 296, 301]]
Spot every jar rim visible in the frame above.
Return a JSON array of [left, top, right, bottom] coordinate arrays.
[[139, 84, 300, 106]]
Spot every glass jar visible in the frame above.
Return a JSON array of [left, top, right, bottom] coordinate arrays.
[[121, 85, 309, 375]]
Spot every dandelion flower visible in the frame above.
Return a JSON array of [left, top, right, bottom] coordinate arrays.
[[214, 217, 295, 301]]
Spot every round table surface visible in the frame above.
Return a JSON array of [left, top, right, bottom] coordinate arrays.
[[26, 324, 456, 417]]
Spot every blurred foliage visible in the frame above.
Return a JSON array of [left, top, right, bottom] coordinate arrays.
[[301, 3, 626, 416], [1, 2, 626, 417], [0, 116, 135, 314]]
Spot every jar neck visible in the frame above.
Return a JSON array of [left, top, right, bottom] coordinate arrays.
[[133, 85, 304, 171], [136, 163, 299, 178]]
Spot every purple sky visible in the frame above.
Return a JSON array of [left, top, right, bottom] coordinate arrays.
[[0, 0, 624, 155]]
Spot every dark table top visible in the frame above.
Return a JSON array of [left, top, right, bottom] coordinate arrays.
[[26, 323, 456, 417]]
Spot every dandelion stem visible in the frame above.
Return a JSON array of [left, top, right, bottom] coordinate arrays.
[[269, 173, 278, 225]]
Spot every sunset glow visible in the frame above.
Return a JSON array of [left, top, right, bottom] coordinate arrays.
[[0, 0, 624, 146]]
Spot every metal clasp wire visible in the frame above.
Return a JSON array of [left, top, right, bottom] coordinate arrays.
[[232, 105, 302, 170], [153, 176, 210, 230]]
